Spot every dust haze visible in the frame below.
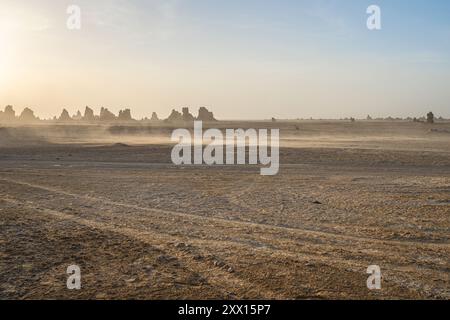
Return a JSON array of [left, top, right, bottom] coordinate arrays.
[[1, 118, 449, 299]]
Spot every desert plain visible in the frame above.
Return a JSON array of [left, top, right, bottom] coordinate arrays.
[[0, 120, 449, 299]]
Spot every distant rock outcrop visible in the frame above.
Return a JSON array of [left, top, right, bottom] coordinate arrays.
[[2, 105, 16, 121], [19, 108, 38, 122], [72, 110, 83, 120], [99, 107, 116, 121], [83, 106, 95, 121], [166, 107, 218, 123], [0, 105, 219, 124], [118, 109, 133, 121], [151, 112, 159, 121], [427, 112, 434, 124], [197, 107, 217, 122], [59, 109, 72, 122], [182, 107, 195, 122], [166, 109, 183, 122]]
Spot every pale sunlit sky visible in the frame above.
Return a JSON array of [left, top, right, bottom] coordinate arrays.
[[0, 0, 449, 119]]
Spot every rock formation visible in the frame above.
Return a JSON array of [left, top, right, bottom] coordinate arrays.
[[83, 106, 95, 121], [99, 107, 116, 121], [182, 107, 195, 122], [0, 105, 219, 123], [427, 112, 434, 124], [19, 108, 38, 122], [197, 107, 217, 122], [118, 109, 133, 121], [72, 110, 83, 120], [59, 109, 72, 121], [2, 105, 16, 121], [166, 109, 183, 122], [151, 112, 159, 121]]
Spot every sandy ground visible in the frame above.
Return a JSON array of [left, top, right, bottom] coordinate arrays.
[[0, 121, 449, 299]]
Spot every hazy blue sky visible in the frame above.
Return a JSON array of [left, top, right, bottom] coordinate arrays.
[[0, 0, 449, 119]]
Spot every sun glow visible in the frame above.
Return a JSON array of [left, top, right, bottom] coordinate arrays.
[[0, 6, 35, 89], [0, 14, 20, 87], [0, 30, 10, 87]]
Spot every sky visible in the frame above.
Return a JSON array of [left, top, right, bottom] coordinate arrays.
[[0, 0, 449, 120]]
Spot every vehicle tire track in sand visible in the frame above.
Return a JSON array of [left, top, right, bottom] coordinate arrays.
[[1, 177, 448, 250], [2, 178, 449, 299], [3, 196, 448, 299], [2, 177, 449, 283], [1, 197, 286, 299]]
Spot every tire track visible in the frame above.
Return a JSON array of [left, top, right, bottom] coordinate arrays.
[[1, 197, 286, 299], [0, 177, 448, 250], [1, 180, 449, 298], [3, 195, 448, 299]]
